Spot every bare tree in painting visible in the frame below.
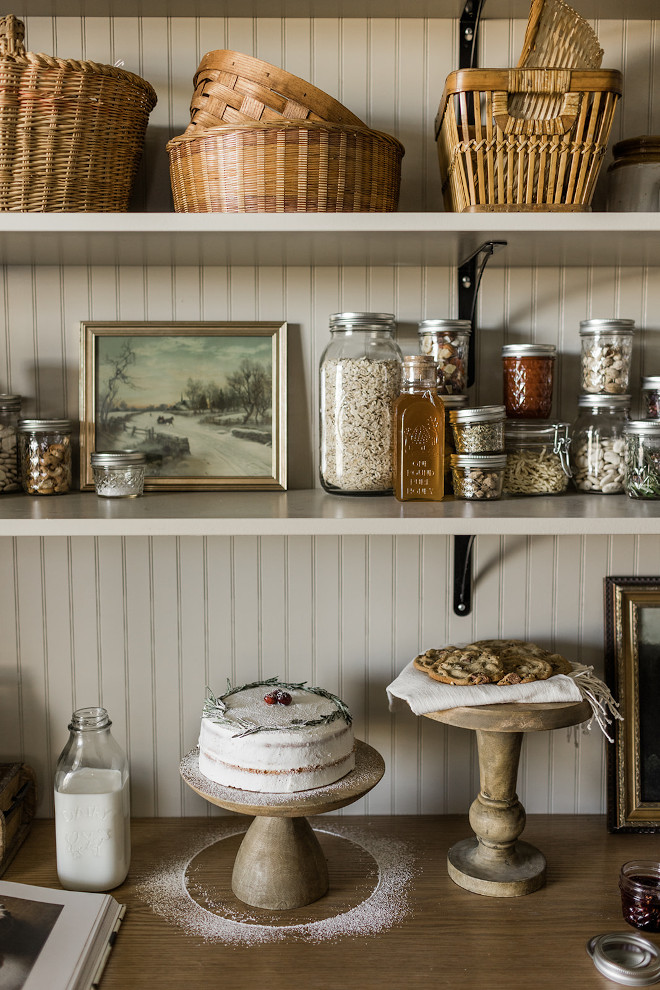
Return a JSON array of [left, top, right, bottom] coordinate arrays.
[[99, 341, 136, 427], [184, 378, 206, 412], [226, 359, 272, 424]]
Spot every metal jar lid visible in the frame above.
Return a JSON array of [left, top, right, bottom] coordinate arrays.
[[441, 394, 469, 412], [587, 933, 660, 986], [90, 450, 146, 467], [449, 404, 506, 425], [0, 393, 21, 410], [579, 319, 635, 335], [501, 344, 556, 358], [329, 312, 396, 330], [642, 377, 660, 389], [578, 394, 631, 410], [418, 319, 472, 336], [450, 453, 507, 469], [624, 420, 660, 436], [18, 418, 72, 432]]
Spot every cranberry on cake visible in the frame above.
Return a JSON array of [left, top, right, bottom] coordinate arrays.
[[198, 677, 355, 793]]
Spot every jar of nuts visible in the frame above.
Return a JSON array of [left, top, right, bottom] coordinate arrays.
[[579, 319, 635, 394], [449, 405, 505, 454], [18, 419, 73, 495], [0, 394, 21, 494], [450, 453, 506, 500], [418, 319, 471, 395], [570, 395, 630, 494], [503, 420, 572, 496]]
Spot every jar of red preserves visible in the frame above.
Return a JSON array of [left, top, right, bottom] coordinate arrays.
[[502, 344, 556, 419], [620, 861, 660, 932]]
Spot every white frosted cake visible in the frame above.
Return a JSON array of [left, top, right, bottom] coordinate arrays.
[[198, 679, 355, 793]]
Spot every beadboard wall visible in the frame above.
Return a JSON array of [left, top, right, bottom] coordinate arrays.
[[0, 14, 659, 818]]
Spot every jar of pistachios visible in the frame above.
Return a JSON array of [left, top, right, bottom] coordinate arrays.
[[503, 420, 571, 496], [449, 405, 505, 454], [18, 419, 73, 495], [450, 453, 506, 500], [579, 319, 635, 394]]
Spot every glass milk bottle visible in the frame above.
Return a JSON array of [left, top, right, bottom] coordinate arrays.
[[393, 355, 445, 501], [54, 707, 130, 891]]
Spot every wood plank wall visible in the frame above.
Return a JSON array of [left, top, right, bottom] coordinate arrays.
[[0, 15, 658, 817]]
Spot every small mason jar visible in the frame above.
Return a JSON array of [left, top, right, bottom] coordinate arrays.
[[91, 450, 146, 498], [320, 312, 403, 495], [54, 707, 130, 891], [449, 404, 505, 454], [18, 418, 73, 495], [503, 420, 572, 496], [623, 421, 660, 499], [570, 395, 630, 494], [418, 319, 471, 394], [501, 344, 556, 419], [579, 319, 635, 394], [0, 393, 21, 493], [641, 376, 660, 419], [450, 453, 506, 500], [619, 861, 660, 932]]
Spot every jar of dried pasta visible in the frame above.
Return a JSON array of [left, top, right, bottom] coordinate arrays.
[[579, 319, 635, 394], [503, 420, 571, 496], [450, 453, 506, 500], [18, 419, 73, 495], [501, 344, 556, 418], [449, 404, 505, 454], [320, 312, 403, 495], [418, 319, 471, 394], [570, 395, 630, 494]]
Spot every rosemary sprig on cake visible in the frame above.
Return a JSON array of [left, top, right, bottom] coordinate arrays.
[[203, 677, 352, 737]]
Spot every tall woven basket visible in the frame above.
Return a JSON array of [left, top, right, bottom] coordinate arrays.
[[0, 14, 157, 211]]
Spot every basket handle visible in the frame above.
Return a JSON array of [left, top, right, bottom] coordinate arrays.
[[493, 69, 579, 135], [0, 15, 25, 56]]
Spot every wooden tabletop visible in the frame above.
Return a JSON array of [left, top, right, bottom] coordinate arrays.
[[4, 815, 659, 989]]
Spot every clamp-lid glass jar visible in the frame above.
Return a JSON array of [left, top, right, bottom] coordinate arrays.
[[450, 453, 506, 500], [418, 319, 471, 394], [90, 450, 146, 498], [641, 377, 660, 419], [320, 312, 403, 495], [623, 421, 660, 499], [18, 418, 73, 495], [449, 404, 505, 454], [570, 394, 630, 494], [579, 319, 635, 394], [503, 420, 572, 496], [0, 393, 21, 494], [501, 344, 556, 419]]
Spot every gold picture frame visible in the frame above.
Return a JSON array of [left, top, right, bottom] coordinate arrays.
[[605, 576, 660, 832], [80, 321, 287, 491]]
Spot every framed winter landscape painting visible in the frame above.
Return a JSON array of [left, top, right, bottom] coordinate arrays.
[[80, 322, 287, 491]]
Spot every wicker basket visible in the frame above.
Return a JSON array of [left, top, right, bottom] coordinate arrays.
[[518, 0, 603, 70], [435, 68, 622, 213], [185, 49, 365, 134], [167, 121, 403, 213], [0, 14, 157, 211]]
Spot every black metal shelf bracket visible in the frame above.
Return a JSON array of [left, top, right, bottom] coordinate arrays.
[[460, 0, 487, 70], [453, 535, 476, 616]]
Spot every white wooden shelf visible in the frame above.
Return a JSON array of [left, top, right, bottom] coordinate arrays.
[[1, 213, 659, 268], [0, 489, 658, 537]]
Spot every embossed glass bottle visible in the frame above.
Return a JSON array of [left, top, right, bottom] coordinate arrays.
[[393, 355, 445, 501], [54, 707, 130, 891]]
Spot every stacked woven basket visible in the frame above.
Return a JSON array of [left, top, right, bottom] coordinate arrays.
[[435, 0, 623, 212], [167, 50, 405, 213]]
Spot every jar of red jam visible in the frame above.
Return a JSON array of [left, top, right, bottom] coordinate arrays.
[[502, 344, 556, 419], [620, 861, 660, 932]]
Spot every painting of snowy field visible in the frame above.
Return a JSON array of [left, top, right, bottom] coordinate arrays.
[[80, 323, 287, 490]]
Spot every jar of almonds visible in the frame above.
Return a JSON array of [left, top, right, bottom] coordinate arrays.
[[0, 394, 21, 494], [570, 395, 630, 494], [18, 419, 73, 495]]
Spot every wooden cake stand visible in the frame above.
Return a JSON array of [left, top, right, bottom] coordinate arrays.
[[180, 738, 385, 911], [424, 699, 592, 897]]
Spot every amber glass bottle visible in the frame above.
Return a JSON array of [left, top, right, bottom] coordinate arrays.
[[394, 355, 445, 501]]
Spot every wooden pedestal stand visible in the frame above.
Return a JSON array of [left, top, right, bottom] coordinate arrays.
[[180, 739, 384, 911], [424, 700, 592, 897]]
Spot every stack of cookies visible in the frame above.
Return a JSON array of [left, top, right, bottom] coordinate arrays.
[[413, 639, 572, 686]]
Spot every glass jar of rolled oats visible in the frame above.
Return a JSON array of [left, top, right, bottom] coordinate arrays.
[[579, 319, 635, 394], [320, 313, 403, 495], [450, 453, 506, 500], [18, 419, 73, 495], [570, 395, 630, 494], [418, 319, 471, 395], [503, 420, 571, 496], [0, 394, 21, 494]]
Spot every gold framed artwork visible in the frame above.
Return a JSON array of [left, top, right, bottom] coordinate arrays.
[[605, 576, 660, 832], [80, 322, 287, 491]]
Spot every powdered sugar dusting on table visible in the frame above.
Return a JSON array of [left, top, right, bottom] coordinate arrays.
[[137, 821, 415, 944]]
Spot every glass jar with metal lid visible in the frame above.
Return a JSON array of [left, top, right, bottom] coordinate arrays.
[[570, 394, 630, 494], [320, 312, 403, 495], [18, 418, 73, 495], [606, 135, 660, 212], [450, 453, 506, 500], [0, 393, 21, 494], [90, 450, 146, 498], [641, 376, 660, 419], [623, 421, 660, 499], [579, 319, 635, 394], [449, 404, 505, 454], [503, 420, 572, 496], [501, 344, 556, 419], [418, 319, 471, 394]]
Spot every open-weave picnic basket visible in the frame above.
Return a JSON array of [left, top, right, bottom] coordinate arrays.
[[0, 14, 157, 211], [167, 120, 404, 213]]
